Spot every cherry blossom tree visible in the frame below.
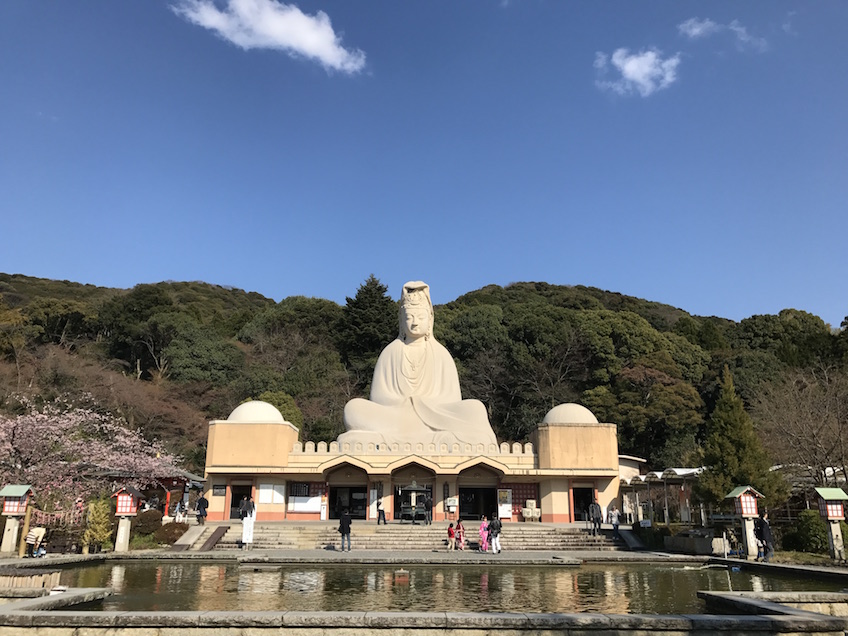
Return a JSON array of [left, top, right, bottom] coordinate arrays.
[[0, 396, 183, 511]]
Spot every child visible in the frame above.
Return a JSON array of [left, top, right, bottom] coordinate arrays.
[[447, 523, 456, 551]]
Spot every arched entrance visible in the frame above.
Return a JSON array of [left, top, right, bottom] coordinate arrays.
[[457, 464, 501, 521], [391, 462, 435, 523], [325, 463, 369, 520]]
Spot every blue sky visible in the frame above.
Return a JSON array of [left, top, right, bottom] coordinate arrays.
[[1, 1, 846, 327]]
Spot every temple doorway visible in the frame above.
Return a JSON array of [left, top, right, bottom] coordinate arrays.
[[458, 487, 497, 521], [393, 484, 431, 523], [573, 487, 594, 522], [229, 485, 252, 520], [329, 486, 368, 520]]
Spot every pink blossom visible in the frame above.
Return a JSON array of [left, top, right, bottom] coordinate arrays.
[[0, 396, 183, 511]]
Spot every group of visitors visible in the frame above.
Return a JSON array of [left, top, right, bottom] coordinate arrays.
[[588, 498, 621, 540], [448, 514, 502, 553]]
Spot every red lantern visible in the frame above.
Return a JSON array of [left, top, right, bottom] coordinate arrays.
[[0, 485, 33, 517], [814, 488, 848, 521], [724, 486, 764, 518], [112, 487, 144, 517]]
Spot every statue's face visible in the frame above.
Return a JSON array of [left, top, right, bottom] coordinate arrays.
[[403, 305, 431, 340]]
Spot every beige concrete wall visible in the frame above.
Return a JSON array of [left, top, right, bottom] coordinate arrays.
[[539, 478, 570, 523], [532, 423, 618, 471], [206, 421, 299, 472]]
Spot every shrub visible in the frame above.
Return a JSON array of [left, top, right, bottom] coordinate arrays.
[[154, 522, 188, 545], [83, 499, 115, 551], [129, 534, 161, 550], [630, 523, 673, 550], [782, 509, 828, 553], [132, 509, 163, 536]]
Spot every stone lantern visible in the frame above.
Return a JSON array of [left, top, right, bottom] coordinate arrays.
[[724, 486, 763, 559], [112, 487, 145, 553], [0, 485, 34, 554], [814, 487, 848, 561]]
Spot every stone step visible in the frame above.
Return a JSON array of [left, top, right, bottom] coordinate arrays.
[[203, 523, 626, 552]]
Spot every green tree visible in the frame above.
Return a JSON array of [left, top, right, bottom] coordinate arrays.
[[251, 390, 304, 431], [734, 309, 833, 368], [162, 316, 244, 386], [98, 285, 175, 378], [83, 498, 114, 551], [238, 297, 348, 442], [23, 298, 95, 349], [335, 275, 397, 393], [696, 367, 786, 507], [0, 301, 42, 389]]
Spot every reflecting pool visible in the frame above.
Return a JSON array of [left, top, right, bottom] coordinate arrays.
[[60, 562, 846, 614]]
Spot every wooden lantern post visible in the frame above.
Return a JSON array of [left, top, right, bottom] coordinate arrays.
[[111, 487, 145, 553], [815, 487, 848, 561], [724, 486, 764, 559], [0, 485, 34, 555]]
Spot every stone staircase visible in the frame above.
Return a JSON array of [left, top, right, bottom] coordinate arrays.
[[191, 522, 625, 552]]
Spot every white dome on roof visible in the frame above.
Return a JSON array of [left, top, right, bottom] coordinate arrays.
[[542, 403, 599, 425], [227, 401, 286, 424]]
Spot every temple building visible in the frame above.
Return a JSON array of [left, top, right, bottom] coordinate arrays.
[[202, 400, 620, 524], [202, 281, 621, 523]]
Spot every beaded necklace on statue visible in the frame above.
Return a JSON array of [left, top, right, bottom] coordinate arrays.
[[401, 340, 428, 390]]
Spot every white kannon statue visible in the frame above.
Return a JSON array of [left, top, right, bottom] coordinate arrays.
[[338, 281, 498, 448]]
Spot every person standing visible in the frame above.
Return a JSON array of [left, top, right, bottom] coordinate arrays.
[[174, 500, 186, 523], [447, 523, 456, 551], [609, 505, 621, 541], [456, 519, 466, 550], [758, 510, 774, 563], [240, 496, 256, 550], [478, 516, 489, 553], [589, 498, 603, 536], [25, 528, 39, 558], [489, 514, 502, 554], [339, 508, 352, 552], [376, 498, 387, 525], [424, 495, 433, 526], [196, 492, 209, 525]]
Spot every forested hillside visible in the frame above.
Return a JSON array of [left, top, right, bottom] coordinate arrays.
[[2, 273, 846, 491]]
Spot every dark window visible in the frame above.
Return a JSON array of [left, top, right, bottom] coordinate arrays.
[[289, 482, 309, 497]]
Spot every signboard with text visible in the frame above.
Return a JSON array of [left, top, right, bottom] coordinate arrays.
[[497, 489, 512, 519]]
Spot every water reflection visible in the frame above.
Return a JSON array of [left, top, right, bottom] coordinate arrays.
[[60, 562, 845, 614], [109, 565, 125, 593]]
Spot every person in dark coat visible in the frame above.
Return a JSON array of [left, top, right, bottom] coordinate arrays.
[[339, 509, 352, 551], [756, 510, 775, 562], [196, 493, 209, 525], [588, 498, 603, 536]]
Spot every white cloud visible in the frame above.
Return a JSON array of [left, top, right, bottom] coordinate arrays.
[[678, 17, 721, 39], [172, 0, 366, 74], [677, 16, 767, 52], [728, 20, 768, 52], [594, 48, 681, 97], [782, 11, 797, 35]]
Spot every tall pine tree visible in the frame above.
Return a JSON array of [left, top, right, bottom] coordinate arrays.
[[336, 275, 397, 395], [696, 366, 786, 507]]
